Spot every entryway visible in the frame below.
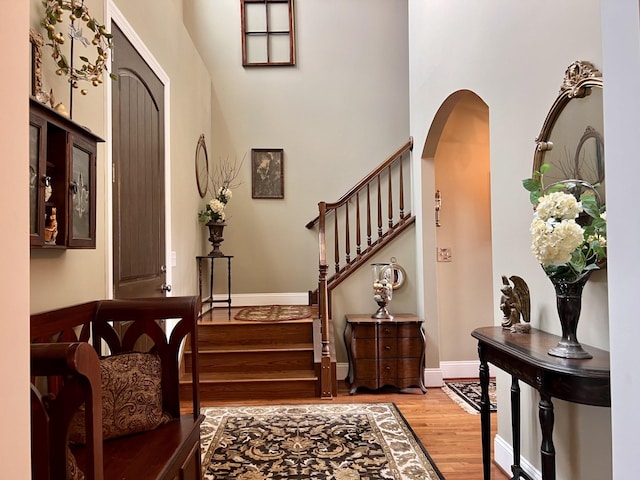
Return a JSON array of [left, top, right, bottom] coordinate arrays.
[[420, 90, 493, 378]]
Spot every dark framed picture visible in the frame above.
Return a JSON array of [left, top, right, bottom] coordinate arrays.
[[251, 148, 284, 199]]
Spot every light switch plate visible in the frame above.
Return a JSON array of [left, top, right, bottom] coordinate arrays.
[[437, 247, 452, 262]]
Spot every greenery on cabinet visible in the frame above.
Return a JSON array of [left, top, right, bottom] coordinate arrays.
[[29, 98, 103, 249]]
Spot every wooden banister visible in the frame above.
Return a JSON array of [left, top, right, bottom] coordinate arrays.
[[311, 138, 415, 399], [304, 138, 413, 229]]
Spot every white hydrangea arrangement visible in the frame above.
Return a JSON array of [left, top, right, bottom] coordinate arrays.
[[200, 188, 232, 223], [198, 156, 243, 224], [523, 164, 607, 280]]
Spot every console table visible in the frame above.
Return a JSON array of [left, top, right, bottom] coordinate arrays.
[[196, 255, 233, 317], [344, 314, 426, 395], [471, 326, 610, 480]]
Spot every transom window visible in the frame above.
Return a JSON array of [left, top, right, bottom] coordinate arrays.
[[241, 0, 295, 66]]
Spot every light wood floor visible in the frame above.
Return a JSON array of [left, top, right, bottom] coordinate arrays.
[[197, 383, 509, 479]]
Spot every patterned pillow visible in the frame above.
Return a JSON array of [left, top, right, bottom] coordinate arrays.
[[69, 352, 171, 444], [67, 446, 85, 480]]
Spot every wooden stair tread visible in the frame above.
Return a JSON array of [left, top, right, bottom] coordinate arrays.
[[197, 318, 315, 326], [185, 343, 314, 354], [181, 370, 318, 384]]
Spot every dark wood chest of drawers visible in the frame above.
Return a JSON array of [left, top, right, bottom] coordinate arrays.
[[344, 314, 426, 394]]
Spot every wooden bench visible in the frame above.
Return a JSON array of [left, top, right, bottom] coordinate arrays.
[[30, 296, 203, 480]]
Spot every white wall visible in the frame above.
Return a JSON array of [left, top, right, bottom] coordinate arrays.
[[410, 1, 611, 478], [1, 1, 31, 477], [601, 2, 640, 478]]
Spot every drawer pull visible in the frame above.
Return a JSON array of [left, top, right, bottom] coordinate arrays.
[[384, 345, 391, 350], [385, 366, 391, 371], [384, 328, 391, 334]]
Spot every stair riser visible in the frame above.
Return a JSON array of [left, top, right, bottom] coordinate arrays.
[[184, 351, 314, 373], [181, 380, 318, 402], [196, 323, 313, 346]]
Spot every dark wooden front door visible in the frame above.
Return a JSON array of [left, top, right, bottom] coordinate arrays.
[[111, 23, 167, 298]]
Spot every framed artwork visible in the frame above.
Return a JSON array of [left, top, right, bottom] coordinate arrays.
[[251, 148, 284, 199]]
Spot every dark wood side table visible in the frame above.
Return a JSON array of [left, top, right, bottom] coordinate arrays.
[[344, 314, 426, 395], [196, 255, 233, 317], [471, 326, 610, 480]]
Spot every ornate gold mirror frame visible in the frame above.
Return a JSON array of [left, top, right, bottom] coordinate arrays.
[[29, 29, 45, 100], [533, 60, 605, 201]]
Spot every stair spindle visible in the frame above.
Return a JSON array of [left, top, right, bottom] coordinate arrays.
[[366, 184, 372, 246], [345, 203, 351, 264], [399, 156, 405, 219], [334, 210, 340, 274], [377, 175, 383, 238], [356, 191, 362, 255], [388, 165, 393, 228]]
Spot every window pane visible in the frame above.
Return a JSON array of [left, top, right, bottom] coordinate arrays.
[[268, 3, 290, 31], [29, 124, 40, 235], [245, 3, 267, 32], [246, 35, 268, 64], [269, 34, 291, 63], [72, 146, 91, 239]]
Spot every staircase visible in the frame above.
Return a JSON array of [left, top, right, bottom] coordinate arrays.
[[181, 138, 413, 401], [180, 308, 336, 402]]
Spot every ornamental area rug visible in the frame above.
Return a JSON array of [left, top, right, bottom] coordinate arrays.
[[442, 380, 497, 414], [200, 403, 444, 480], [234, 305, 312, 322]]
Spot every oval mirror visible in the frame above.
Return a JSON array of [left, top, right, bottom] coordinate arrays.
[[195, 134, 209, 198], [533, 61, 605, 202]]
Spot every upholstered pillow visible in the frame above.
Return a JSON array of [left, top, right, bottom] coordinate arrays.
[[69, 352, 171, 443], [67, 446, 85, 480]]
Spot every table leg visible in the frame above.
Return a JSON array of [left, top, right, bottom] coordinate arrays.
[[478, 343, 491, 480], [226, 257, 232, 317], [538, 394, 556, 480], [209, 258, 214, 315], [509, 376, 526, 479], [197, 258, 204, 318]]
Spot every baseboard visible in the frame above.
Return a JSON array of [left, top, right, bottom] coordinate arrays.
[[336, 362, 348, 382], [494, 434, 541, 480], [211, 292, 309, 307], [424, 367, 443, 387]]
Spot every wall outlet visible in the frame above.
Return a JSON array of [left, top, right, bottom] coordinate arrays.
[[171, 251, 177, 267], [437, 247, 452, 262]]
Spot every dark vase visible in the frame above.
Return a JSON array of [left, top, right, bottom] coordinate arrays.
[[206, 221, 226, 257], [548, 271, 593, 359]]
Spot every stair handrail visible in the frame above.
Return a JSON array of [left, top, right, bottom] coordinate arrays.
[[305, 138, 414, 229], [314, 138, 414, 399]]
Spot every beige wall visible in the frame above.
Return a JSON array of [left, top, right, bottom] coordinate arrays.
[[410, 1, 610, 478], [183, 0, 413, 298], [14, 1, 640, 478], [1, 1, 31, 477], [29, 0, 212, 311]]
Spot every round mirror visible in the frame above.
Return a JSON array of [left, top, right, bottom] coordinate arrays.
[[533, 61, 605, 202]]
